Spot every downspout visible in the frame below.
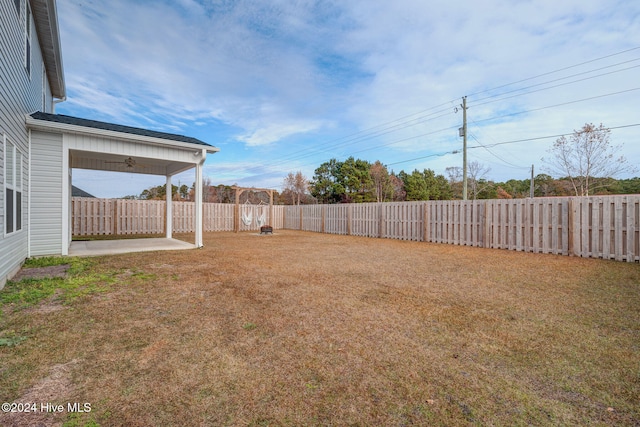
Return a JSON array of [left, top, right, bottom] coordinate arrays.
[[61, 136, 70, 255], [27, 129, 32, 258], [52, 96, 66, 113]]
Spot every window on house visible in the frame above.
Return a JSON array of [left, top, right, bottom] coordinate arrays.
[[14, 0, 20, 15], [4, 138, 23, 235], [25, 2, 31, 75]]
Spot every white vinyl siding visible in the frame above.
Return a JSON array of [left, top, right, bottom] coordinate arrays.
[[24, 1, 31, 76], [30, 131, 63, 256], [1, 0, 52, 287]]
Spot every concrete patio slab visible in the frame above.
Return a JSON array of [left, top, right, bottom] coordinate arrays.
[[69, 238, 196, 257]]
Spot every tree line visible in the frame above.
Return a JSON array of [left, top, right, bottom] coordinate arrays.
[[281, 158, 640, 204], [130, 170, 639, 205]]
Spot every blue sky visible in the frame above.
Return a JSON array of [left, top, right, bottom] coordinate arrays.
[[55, 0, 640, 198]]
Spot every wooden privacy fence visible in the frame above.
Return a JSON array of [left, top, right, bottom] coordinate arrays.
[[73, 195, 640, 262], [282, 196, 640, 262], [72, 198, 283, 236], [73, 198, 173, 235]]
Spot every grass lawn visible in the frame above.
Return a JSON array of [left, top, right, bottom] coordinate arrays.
[[1, 230, 638, 426]]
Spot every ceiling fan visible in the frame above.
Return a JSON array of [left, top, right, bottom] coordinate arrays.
[[104, 156, 147, 169]]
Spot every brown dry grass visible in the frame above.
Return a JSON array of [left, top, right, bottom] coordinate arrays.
[[1, 230, 639, 426]]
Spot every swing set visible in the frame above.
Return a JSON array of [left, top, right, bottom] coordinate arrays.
[[233, 186, 274, 233]]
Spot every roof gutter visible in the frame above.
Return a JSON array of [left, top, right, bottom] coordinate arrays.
[[32, 0, 66, 98], [52, 96, 66, 113]]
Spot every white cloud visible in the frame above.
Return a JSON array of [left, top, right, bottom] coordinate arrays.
[[56, 0, 640, 194]]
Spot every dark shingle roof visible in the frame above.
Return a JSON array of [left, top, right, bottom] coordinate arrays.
[[72, 186, 95, 198], [30, 112, 212, 147]]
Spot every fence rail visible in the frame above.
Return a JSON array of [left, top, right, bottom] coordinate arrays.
[[72, 196, 640, 262]]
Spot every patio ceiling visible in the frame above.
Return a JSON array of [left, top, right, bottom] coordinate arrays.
[[70, 149, 198, 176]]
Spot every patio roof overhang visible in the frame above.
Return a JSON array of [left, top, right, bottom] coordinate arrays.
[[26, 112, 219, 177]]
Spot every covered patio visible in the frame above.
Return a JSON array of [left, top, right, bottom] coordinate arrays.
[[26, 112, 219, 257]]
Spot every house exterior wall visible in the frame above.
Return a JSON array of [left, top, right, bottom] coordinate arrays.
[[0, 0, 54, 287], [30, 130, 63, 256]]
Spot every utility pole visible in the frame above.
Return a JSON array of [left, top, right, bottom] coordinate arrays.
[[461, 96, 468, 200]]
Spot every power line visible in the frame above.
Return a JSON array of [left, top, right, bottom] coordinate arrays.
[[380, 123, 640, 172], [236, 105, 457, 176], [466, 46, 640, 99], [470, 88, 640, 125], [346, 124, 459, 157], [467, 123, 640, 149], [240, 119, 640, 184], [311, 80, 640, 174], [470, 62, 640, 107], [330, 75, 639, 167], [468, 133, 529, 170], [386, 150, 458, 167]]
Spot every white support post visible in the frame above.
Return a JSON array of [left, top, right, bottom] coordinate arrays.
[[166, 175, 172, 239], [195, 149, 206, 247]]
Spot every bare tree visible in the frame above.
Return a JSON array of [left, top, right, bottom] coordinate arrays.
[[467, 161, 491, 200], [202, 177, 212, 202], [370, 161, 394, 202], [445, 166, 463, 199], [389, 173, 406, 201], [283, 171, 309, 205], [542, 123, 637, 196]]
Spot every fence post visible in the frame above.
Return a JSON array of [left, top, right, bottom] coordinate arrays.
[[614, 197, 624, 261], [581, 198, 590, 257], [483, 201, 491, 248], [626, 196, 636, 262], [321, 205, 326, 233], [378, 204, 384, 238], [568, 198, 578, 256], [282, 206, 287, 230], [423, 202, 430, 242], [112, 199, 118, 235], [234, 191, 239, 233], [299, 205, 303, 230], [347, 204, 352, 236]]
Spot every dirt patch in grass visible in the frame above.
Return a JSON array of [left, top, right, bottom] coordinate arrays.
[[1, 231, 639, 426], [6, 265, 71, 316], [12, 264, 70, 281]]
